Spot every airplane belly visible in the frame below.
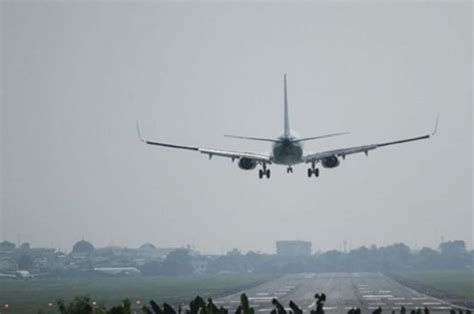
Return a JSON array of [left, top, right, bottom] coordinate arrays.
[[272, 142, 303, 165]]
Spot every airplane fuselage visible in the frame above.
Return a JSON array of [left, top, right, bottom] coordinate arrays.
[[272, 133, 303, 165]]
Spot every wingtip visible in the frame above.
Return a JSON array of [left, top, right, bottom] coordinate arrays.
[[431, 113, 439, 136], [136, 121, 145, 142]]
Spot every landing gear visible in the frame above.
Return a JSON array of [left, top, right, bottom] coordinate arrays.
[[287, 166, 293, 173], [259, 164, 271, 179], [308, 162, 319, 178]]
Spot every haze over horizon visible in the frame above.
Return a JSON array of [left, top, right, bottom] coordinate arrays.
[[1, 2, 472, 255]]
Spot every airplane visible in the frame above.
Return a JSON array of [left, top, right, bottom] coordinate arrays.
[[137, 74, 438, 179], [0, 270, 43, 279]]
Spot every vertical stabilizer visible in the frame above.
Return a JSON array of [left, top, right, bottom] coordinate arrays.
[[284, 74, 290, 136]]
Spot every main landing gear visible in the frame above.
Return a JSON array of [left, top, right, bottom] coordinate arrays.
[[259, 164, 270, 179], [307, 162, 319, 178]]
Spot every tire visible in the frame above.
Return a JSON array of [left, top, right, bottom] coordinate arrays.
[[315, 168, 319, 177], [308, 168, 312, 177], [259, 170, 263, 179], [266, 169, 271, 178]]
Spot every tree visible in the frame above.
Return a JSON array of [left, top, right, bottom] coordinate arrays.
[[57, 296, 95, 314], [160, 249, 194, 276]]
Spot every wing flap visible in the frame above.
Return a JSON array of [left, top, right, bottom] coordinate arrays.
[[303, 145, 377, 162], [199, 148, 272, 162]]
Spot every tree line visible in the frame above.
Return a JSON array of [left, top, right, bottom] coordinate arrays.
[[140, 241, 472, 276]]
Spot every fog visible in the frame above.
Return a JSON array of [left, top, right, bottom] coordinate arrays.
[[1, 2, 472, 254]]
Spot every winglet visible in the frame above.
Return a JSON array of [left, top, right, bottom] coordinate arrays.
[[431, 113, 439, 136], [136, 121, 145, 142]]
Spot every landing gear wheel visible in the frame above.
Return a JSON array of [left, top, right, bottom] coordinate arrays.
[[307, 168, 312, 177], [287, 167, 293, 173], [266, 169, 271, 178], [315, 168, 319, 177], [259, 169, 263, 179]]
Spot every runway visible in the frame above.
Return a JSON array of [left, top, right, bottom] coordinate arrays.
[[214, 273, 465, 313]]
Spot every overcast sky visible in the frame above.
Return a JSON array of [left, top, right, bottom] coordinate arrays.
[[1, 1, 472, 254]]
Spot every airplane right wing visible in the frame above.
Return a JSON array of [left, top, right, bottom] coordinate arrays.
[[137, 123, 272, 164]]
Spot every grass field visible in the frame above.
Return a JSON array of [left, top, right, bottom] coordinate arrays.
[[0, 274, 272, 313], [395, 270, 474, 300]]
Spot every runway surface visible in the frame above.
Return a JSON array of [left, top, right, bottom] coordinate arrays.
[[214, 273, 465, 313]]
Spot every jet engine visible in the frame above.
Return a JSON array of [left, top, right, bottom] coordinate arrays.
[[321, 156, 340, 168], [238, 158, 257, 170]]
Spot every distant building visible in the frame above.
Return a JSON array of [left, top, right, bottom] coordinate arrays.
[[276, 241, 312, 256], [139, 243, 156, 250], [72, 240, 94, 254], [0, 241, 17, 272]]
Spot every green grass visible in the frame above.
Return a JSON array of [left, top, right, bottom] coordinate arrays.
[[396, 270, 474, 300], [0, 274, 272, 313]]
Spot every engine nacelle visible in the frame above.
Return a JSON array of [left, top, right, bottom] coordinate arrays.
[[321, 156, 340, 168], [238, 158, 257, 170]]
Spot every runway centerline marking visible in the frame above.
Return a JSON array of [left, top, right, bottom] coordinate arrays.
[[363, 295, 393, 298]]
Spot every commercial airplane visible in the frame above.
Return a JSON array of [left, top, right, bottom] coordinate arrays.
[[137, 74, 437, 179]]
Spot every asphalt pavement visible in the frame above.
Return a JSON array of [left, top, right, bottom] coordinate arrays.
[[213, 272, 467, 313]]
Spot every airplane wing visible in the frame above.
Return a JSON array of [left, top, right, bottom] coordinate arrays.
[[303, 118, 438, 164], [137, 123, 272, 164], [303, 135, 429, 163]]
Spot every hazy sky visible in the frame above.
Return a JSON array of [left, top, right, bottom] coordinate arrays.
[[1, 1, 472, 254]]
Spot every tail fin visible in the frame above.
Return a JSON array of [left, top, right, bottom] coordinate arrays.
[[284, 74, 290, 136]]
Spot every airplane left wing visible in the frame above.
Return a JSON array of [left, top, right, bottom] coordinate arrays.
[[137, 123, 272, 164], [303, 134, 432, 163], [303, 116, 438, 164]]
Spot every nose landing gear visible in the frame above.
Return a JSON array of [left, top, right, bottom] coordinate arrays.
[[287, 166, 293, 173], [307, 162, 319, 178]]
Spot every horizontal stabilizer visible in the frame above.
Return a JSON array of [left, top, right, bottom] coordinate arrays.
[[293, 132, 350, 142], [224, 134, 280, 143]]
